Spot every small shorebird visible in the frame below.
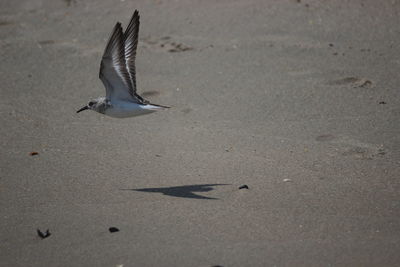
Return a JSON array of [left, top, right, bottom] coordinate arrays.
[[77, 10, 169, 118]]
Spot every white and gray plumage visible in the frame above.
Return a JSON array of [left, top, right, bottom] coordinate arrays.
[[77, 10, 169, 118]]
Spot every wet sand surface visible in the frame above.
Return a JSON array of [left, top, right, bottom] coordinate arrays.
[[1, 0, 400, 266]]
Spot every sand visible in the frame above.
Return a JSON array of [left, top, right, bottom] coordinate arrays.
[[1, 0, 400, 266]]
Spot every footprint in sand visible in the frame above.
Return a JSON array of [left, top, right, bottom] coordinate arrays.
[[315, 135, 386, 160], [342, 146, 386, 160], [328, 77, 373, 88], [316, 134, 336, 142], [142, 36, 193, 53]]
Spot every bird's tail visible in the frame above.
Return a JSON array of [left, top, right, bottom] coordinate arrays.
[[144, 103, 171, 110]]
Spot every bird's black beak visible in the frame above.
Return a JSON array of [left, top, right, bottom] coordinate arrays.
[[77, 106, 89, 113]]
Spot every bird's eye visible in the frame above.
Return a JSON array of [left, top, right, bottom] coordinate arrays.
[[88, 101, 94, 107]]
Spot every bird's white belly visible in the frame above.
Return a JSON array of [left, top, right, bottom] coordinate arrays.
[[104, 102, 156, 118]]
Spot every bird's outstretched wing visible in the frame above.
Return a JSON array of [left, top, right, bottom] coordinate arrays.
[[99, 15, 143, 103], [123, 10, 146, 103]]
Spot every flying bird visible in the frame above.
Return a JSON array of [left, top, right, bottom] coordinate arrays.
[[77, 10, 169, 118]]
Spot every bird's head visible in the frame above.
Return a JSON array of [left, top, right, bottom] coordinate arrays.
[[77, 98, 101, 113]]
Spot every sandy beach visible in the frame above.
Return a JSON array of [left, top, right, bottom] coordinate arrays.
[[1, 0, 400, 266]]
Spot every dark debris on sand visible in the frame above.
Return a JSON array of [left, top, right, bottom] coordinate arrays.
[[37, 229, 51, 239], [109, 227, 120, 233]]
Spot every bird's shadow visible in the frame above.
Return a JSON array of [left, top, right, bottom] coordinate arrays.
[[121, 184, 229, 200]]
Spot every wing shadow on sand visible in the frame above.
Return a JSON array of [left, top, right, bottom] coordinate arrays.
[[122, 184, 229, 200]]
